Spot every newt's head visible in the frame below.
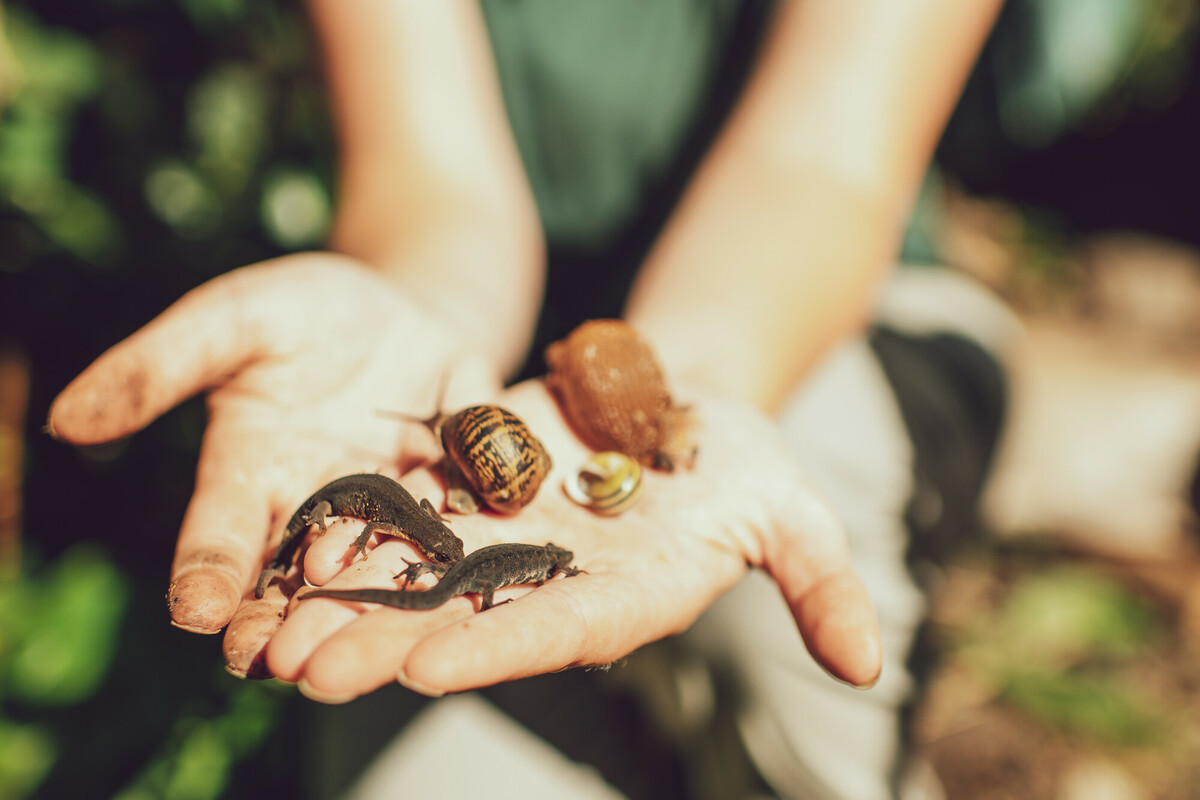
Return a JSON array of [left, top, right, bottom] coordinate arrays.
[[544, 542, 574, 569], [430, 529, 466, 563]]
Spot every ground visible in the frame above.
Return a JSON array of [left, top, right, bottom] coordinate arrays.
[[909, 191, 1200, 800]]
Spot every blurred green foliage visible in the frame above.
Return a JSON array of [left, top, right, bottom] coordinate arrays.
[[113, 680, 287, 800], [955, 564, 1180, 748], [967, 567, 1163, 668], [1, 1, 333, 796], [0, 545, 127, 705], [0, 0, 333, 278], [0, 719, 54, 800], [0, 535, 295, 799], [992, 0, 1198, 145], [0, 8, 119, 265], [0, 544, 293, 799], [998, 670, 1168, 747], [0, 546, 126, 795]]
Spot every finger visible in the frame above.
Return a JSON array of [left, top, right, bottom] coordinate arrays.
[[168, 424, 278, 633], [47, 259, 293, 444], [301, 518, 376, 587], [301, 519, 446, 587], [300, 600, 474, 702], [266, 539, 431, 682], [440, 352, 507, 408], [789, 567, 882, 688], [763, 490, 882, 688], [401, 554, 742, 693], [400, 584, 592, 693], [223, 581, 292, 679]]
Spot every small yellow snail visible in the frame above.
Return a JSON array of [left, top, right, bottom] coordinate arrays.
[[381, 402, 553, 515], [564, 451, 643, 515], [546, 319, 696, 471]]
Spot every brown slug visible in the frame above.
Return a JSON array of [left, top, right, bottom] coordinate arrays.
[[545, 319, 695, 471]]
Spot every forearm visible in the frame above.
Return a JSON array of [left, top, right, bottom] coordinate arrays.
[[307, 0, 544, 378], [626, 0, 1003, 411], [626, 155, 896, 413]]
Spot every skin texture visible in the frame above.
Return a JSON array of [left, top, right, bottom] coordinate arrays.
[[49, 0, 1003, 692]]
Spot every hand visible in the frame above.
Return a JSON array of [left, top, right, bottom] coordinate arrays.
[[262, 379, 882, 701], [47, 252, 502, 649]]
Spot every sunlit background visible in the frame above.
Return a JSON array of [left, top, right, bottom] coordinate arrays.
[[2, 1, 1199, 798]]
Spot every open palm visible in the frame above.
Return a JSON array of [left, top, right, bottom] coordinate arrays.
[[49, 252, 500, 638], [259, 379, 882, 700]]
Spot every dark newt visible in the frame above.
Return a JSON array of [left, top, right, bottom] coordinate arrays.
[[254, 473, 465, 598], [298, 542, 582, 610]]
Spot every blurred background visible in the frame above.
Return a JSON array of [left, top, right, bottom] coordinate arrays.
[[1, 1, 1199, 798]]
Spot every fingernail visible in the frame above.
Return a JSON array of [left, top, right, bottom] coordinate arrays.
[[298, 678, 359, 705], [821, 661, 882, 691], [169, 619, 224, 635], [224, 643, 274, 681], [44, 386, 86, 441], [396, 665, 445, 698], [847, 673, 881, 691]]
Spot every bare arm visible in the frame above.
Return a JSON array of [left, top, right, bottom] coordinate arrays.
[[308, 0, 544, 378], [625, 0, 1004, 411]]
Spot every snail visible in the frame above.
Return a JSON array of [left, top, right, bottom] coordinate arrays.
[[545, 319, 696, 471], [564, 451, 643, 515], [383, 401, 553, 515]]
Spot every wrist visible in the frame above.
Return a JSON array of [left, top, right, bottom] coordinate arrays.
[[331, 187, 546, 380], [626, 157, 897, 412]]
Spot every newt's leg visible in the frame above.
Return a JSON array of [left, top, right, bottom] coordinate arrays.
[[301, 500, 333, 532], [349, 521, 403, 560], [351, 522, 447, 565], [420, 497, 449, 523], [396, 559, 448, 585], [256, 501, 335, 598]]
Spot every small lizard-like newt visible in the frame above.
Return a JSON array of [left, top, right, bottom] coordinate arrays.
[[298, 542, 582, 610], [255, 473, 465, 598]]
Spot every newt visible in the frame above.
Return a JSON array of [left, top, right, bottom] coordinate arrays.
[[254, 473, 465, 598], [298, 542, 582, 610]]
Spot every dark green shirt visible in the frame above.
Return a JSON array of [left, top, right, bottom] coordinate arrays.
[[483, 0, 763, 251]]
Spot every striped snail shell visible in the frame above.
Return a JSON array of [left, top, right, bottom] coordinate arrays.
[[564, 451, 643, 515], [434, 405, 553, 515], [545, 319, 696, 471]]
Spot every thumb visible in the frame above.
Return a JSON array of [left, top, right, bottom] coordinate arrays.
[[47, 258, 300, 444], [763, 488, 883, 688]]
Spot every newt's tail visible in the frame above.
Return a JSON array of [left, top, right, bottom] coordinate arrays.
[[298, 585, 451, 610]]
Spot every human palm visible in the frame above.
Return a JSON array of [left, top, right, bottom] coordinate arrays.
[[48, 252, 501, 639], [260, 379, 882, 700]]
